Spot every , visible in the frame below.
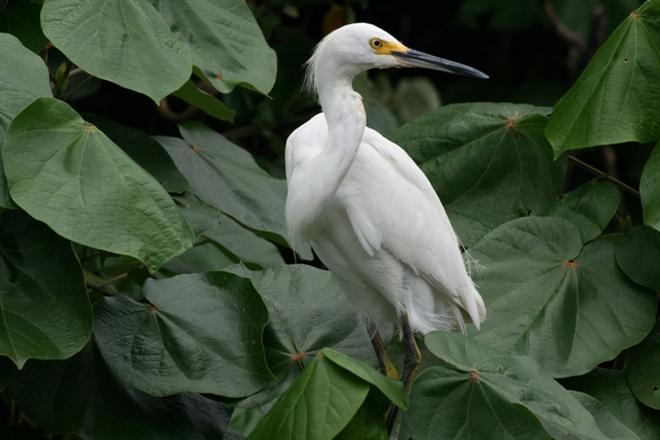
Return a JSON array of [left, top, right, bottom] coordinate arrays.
[[284, 22, 488, 397]]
